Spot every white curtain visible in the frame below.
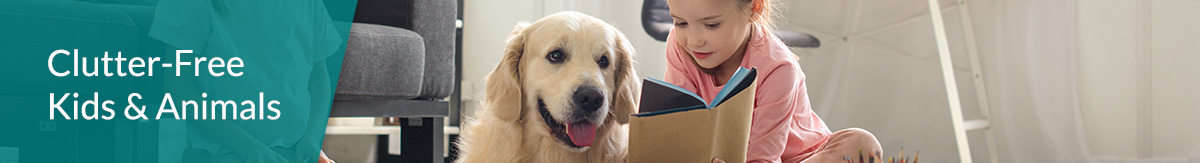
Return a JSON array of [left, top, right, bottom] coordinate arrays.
[[970, 0, 1094, 162], [1193, 145, 1200, 162], [791, 0, 1093, 162]]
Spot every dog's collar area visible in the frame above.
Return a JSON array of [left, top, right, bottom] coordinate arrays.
[[538, 98, 584, 148]]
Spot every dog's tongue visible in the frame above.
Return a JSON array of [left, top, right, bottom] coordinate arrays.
[[566, 122, 596, 147]]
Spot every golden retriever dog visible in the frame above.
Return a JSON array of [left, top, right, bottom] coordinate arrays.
[[455, 11, 640, 163]]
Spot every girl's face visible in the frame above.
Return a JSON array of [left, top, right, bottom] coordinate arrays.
[[667, 0, 754, 69]]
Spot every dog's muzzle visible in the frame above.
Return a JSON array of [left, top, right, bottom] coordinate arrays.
[[539, 86, 606, 148]]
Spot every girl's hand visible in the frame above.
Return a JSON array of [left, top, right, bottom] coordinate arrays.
[[713, 157, 726, 163], [235, 144, 288, 163], [293, 143, 337, 163], [317, 150, 336, 163]]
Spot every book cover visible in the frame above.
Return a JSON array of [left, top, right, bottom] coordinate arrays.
[[629, 67, 758, 163]]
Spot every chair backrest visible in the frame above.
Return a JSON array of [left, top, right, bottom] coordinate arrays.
[[351, 0, 414, 29], [641, 0, 671, 42]]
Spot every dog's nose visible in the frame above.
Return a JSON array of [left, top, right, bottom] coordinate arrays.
[[573, 86, 605, 113]]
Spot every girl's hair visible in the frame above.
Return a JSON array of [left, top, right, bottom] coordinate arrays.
[[737, 0, 777, 30]]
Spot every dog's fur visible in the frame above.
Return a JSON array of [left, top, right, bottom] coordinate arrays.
[[455, 11, 640, 163]]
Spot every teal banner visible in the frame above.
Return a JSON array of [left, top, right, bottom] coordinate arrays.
[[0, 0, 357, 162]]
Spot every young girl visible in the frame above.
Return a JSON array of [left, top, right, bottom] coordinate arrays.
[[662, 0, 882, 162], [150, 0, 339, 162]]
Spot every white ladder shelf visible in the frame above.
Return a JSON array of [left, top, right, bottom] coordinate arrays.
[[926, 0, 998, 162]]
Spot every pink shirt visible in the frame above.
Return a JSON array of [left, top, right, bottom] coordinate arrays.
[[663, 25, 832, 163]]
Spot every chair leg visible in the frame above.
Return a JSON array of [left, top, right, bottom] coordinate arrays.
[[375, 117, 443, 163]]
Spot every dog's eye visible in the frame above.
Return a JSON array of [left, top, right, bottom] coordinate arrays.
[[597, 55, 609, 69], [546, 50, 565, 63]]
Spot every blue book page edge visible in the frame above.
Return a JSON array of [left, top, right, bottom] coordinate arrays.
[[632, 105, 708, 117], [709, 67, 752, 107]]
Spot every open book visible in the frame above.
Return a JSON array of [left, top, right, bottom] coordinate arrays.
[[629, 67, 757, 163]]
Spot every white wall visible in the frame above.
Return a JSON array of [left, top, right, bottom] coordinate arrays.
[[460, 0, 539, 119], [1149, 0, 1200, 159], [460, 0, 667, 119], [1077, 0, 1200, 159], [1077, 0, 1141, 158]]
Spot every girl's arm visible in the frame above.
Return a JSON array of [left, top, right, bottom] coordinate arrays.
[[166, 47, 288, 163], [745, 64, 813, 163], [296, 60, 334, 162]]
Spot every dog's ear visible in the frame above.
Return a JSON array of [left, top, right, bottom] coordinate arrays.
[[483, 23, 531, 122], [610, 31, 640, 124]]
